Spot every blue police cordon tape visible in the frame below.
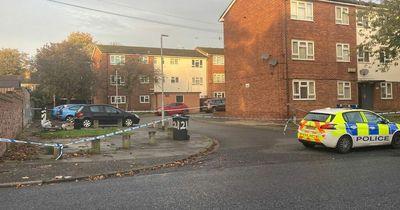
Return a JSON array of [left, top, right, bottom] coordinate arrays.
[[379, 111, 400, 115], [0, 118, 172, 160]]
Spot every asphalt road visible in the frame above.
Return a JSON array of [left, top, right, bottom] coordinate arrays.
[[1, 116, 400, 209]]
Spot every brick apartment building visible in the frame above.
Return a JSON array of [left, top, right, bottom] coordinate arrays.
[[219, 0, 397, 119], [196, 47, 226, 98], [92, 45, 155, 111], [92, 45, 207, 111]]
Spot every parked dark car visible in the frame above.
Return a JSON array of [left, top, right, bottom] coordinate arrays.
[[204, 98, 225, 113], [155, 103, 189, 116], [74, 105, 140, 128]]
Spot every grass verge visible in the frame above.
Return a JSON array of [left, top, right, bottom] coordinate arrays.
[[33, 128, 120, 139]]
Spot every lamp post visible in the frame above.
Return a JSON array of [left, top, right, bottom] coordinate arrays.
[[161, 34, 168, 128]]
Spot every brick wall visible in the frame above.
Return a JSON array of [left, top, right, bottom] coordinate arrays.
[[0, 90, 26, 157], [223, 0, 359, 119], [373, 82, 400, 112], [151, 92, 201, 113]]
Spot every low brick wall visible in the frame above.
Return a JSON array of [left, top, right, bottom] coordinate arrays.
[[0, 90, 30, 157]]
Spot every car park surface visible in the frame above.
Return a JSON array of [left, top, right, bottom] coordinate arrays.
[[298, 108, 400, 153], [74, 104, 140, 128]]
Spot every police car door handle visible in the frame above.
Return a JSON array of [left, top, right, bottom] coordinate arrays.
[[370, 127, 376, 130], [350, 126, 357, 129]]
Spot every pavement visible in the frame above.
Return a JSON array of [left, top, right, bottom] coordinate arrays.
[[0, 126, 216, 188]]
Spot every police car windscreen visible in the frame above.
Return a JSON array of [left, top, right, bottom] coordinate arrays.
[[304, 113, 334, 122]]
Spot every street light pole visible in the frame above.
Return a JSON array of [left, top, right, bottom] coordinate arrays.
[[161, 34, 168, 128]]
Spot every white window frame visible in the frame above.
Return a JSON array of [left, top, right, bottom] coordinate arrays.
[[139, 95, 150, 103], [336, 43, 350, 62], [110, 55, 125, 65], [111, 96, 126, 104], [357, 47, 370, 63], [139, 75, 150, 84], [110, 75, 125, 85], [292, 40, 314, 60], [337, 81, 352, 100], [176, 95, 184, 103], [192, 77, 203, 85], [192, 59, 203, 68], [170, 58, 179, 65], [171, 77, 179, 83], [336, 6, 349, 25], [379, 51, 392, 64], [380, 82, 393, 99], [290, 0, 313, 21], [213, 73, 225, 83], [140, 56, 148, 64], [214, 92, 225, 98], [293, 80, 316, 100], [213, 55, 225, 65], [356, 13, 369, 28]]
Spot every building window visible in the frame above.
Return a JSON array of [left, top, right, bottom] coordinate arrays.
[[214, 92, 225, 98], [110, 75, 125, 85], [176, 95, 184, 103], [192, 59, 203, 68], [213, 55, 225, 65], [139, 75, 150, 84], [356, 13, 369, 28], [111, 96, 126, 104], [379, 51, 391, 64], [192, 77, 203, 85], [357, 46, 370, 63], [170, 58, 179, 65], [381, 82, 393, 99], [140, 95, 150, 103], [336, 43, 350, 62], [153, 58, 158, 64], [290, 0, 313, 21], [140, 56, 148, 64], [110, 55, 125, 65], [293, 80, 315, 100], [292, 40, 314, 60], [213, 73, 225, 83], [336, 6, 349, 25], [171, 77, 179, 83], [338, 81, 351, 100]]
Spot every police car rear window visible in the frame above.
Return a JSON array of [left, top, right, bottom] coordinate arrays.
[[304, 113, 335, 122]]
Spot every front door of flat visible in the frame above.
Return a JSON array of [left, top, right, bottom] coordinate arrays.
[[359, 83, 374, 110]]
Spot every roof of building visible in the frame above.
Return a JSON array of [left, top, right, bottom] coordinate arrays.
[[196, 47, 224, 56], [0, 75, 22, 88], [219, 0, 374, 22], [97, 45, 207, 58]]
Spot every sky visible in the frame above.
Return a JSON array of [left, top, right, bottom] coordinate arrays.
[[0, 0, 232, 56]]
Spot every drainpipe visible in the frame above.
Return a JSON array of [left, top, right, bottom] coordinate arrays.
[[284, 0, 290, 118]]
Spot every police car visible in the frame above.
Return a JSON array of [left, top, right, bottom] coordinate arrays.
[[297, 108, 400, 153]]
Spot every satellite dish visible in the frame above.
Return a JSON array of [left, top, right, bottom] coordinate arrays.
[[360, 69, 369, 76], [268, 58, 278, 66], [261, 53, 270, 61]]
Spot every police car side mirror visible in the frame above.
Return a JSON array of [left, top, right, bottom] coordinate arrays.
[[379, 119, 389, 124]]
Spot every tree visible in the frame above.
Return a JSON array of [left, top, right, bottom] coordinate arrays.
[[35, 42, 95, 103], [0, 48, 29, 75], [65, 32, 96, 56], [119, 57, 156, 110], [359, 0, 400, 63]]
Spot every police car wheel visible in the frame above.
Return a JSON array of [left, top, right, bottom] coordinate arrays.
[[336, 136, 352, 154], [391, 133, 400, 149], [301, 141, 315, 148]]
